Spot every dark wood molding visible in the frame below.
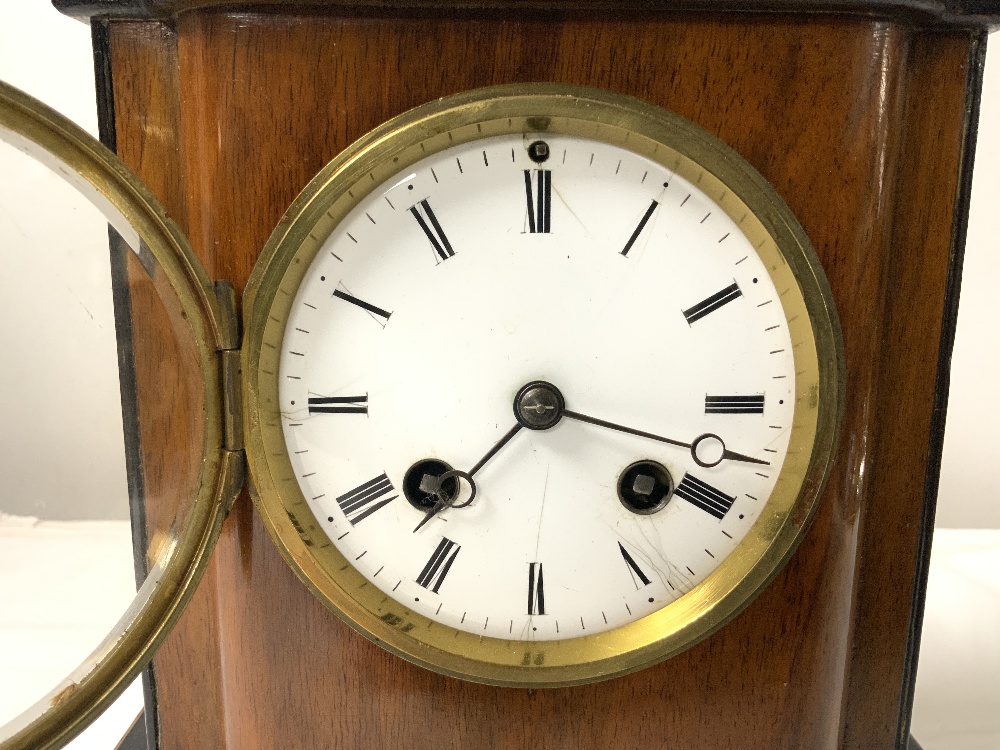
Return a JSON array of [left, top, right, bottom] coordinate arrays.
[[52, 0, 1000, 27], [93, 18, 162, 750], [896, 27, 989, 749]]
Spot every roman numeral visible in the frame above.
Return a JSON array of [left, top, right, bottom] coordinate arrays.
[[308, 394, 368, 414], [335, 473, 397, 525], [527, 562, 545, 615], [524, 169, 551, 233], [621, 199, 659, 256], [416, 537, 461, 593], [409, 199, 455, 262], [618, 542, 652, 588], [705, 394, 765, 414], [674, 474, 736, 520], [332, 288, 392, 326], [682, 282, 742, 324]]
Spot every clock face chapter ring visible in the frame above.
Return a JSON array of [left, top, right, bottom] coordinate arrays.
[[242, 84, 844, 687]]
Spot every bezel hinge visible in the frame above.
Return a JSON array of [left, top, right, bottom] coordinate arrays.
[[215, 280, 244, 455]]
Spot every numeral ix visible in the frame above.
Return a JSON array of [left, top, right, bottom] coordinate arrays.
[[308, 394, 367, 414]]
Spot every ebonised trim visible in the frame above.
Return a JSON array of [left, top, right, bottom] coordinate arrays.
[[94, 18, 161, 750], [896, 28, 989, 750], [91, 18, 116, 152], [50, 0, 1000, 28]]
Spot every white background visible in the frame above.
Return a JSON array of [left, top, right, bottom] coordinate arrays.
[[0, 4, 127, 521], [0, 3, 995, 748]]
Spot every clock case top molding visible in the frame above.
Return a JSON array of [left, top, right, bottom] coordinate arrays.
[[51, 0, 1000, 28], [43, 1, 1000, 749]]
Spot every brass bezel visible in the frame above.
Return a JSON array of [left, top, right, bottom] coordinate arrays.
[[243, 83, 844, 687], [0, 81, 239, 749]]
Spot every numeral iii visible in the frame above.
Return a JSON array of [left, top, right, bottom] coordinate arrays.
[[705, 394, 765, 414]]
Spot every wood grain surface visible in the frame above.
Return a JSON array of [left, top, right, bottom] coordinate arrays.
[[105, 10, 976, 749], [106, 22, 228, 750]]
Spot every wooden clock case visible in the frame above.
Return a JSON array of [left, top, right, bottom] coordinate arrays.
[[53, 1, 1000, 747]]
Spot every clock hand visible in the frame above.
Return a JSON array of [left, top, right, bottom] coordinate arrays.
[[508, 381, 767, 468], [467, 422, 525, 477], [560, 409, 769, 468], [412, 422, 524, 532]]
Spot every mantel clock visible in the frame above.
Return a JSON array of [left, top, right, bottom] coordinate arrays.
[[1, 1, 997, 748]]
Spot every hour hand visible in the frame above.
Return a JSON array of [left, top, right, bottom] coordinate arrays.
[[413, 494, 450, 533], [690, 433, 771, 467], [722, 447, 770, 466], [409, 423, 523, 532]]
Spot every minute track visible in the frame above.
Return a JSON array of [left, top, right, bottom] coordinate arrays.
[[260, 100, 827, 665]]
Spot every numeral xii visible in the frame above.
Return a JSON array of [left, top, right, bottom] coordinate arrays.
[[524, 169, 551, 233]]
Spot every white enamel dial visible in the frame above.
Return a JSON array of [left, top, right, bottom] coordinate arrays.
[[276, 131, 795, 641], [245, 85, 840, 685]]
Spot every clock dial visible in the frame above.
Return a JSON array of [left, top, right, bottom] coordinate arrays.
[[243, 85, 842, 685], [276, 131, 795, 640]]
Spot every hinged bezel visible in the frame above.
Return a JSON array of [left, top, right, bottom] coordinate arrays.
[[0, 80, 240, 750]]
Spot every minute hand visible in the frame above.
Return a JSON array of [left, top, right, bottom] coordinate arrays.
[[560, 410, 770, 468]]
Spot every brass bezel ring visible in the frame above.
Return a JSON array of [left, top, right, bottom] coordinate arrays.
[[243, 83, 845, 687], [0, 81, 237, 750]]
